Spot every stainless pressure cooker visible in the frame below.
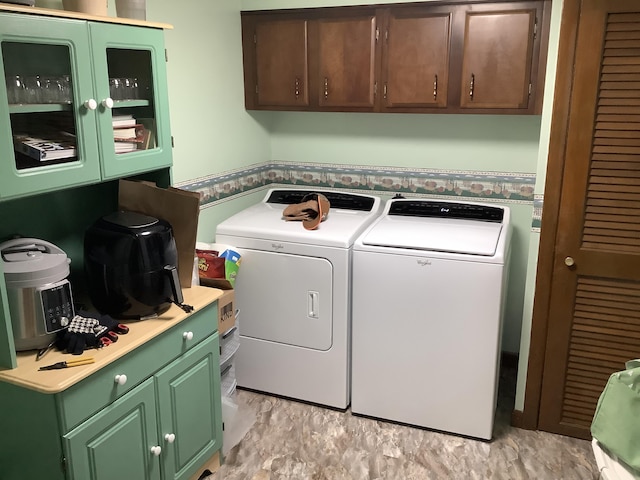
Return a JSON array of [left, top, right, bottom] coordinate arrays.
[[0, 238, 74, 351]]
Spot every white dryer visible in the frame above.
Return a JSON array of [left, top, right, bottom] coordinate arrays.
[[215, 189, 382, 409], [351, 198, 511, 440]]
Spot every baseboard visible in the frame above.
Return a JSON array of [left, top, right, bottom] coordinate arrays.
[[499, 352, 530, 429], [511, 409, 525, 428]]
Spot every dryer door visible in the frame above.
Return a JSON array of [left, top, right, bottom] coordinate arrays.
[[234, 248, 333, 350]]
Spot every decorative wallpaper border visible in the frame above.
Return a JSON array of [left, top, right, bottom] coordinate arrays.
[[176, 161, 537, 208], [532, 194, 544, 232]]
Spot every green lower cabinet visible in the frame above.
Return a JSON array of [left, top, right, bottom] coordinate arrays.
[[157, 334, 223, 480], [64, 378, 161, 480], [63, 334, 222, 480]]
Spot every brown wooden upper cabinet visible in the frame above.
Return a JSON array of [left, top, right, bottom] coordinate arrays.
[[254, 18, 309, 108], [241, 0, 550, 114], [242, 9, 378, 111], [317, 16, 377, 109], [380, 7, 453, 110], [459, 3, 542, 111]]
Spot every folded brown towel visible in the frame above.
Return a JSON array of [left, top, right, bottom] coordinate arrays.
[[282, 193, 330, 230]]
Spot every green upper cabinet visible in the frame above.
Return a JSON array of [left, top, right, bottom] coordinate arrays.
[[89, 22, 172, 180], [0, 13, 172, 201], [0, 14, 101, 199]]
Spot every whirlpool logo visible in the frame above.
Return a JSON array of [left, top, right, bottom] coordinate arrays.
[[271, 243, 285, 250], [417, 259, 432, 266]]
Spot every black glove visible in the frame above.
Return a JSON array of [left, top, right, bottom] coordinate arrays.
[[56, 315, 102, 355], [78, 310, 129, 347], [56, 311, 129, 354]]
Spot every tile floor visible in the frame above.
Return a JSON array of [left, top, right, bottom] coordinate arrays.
[[208, 362, 600, 480]]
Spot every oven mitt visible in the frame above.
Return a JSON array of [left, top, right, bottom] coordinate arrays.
[[282, 193, 330, 230], [56, 315, 102, 355], [56, 311, 129, 354], [77, 309, 130, 348]]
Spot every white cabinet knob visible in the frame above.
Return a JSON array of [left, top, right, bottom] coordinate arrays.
[[84, 98, 97, 110], [565, 256, 575, 267], [183, 331, 194, 341], [102, 97, 114, 109], [114, 374, 128, 385], [164, 433, 176, 443], [150, 445, 162, 456]]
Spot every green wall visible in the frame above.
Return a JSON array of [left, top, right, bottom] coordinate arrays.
[[151, 0, 555, 360], [30, 0, 560, 410]]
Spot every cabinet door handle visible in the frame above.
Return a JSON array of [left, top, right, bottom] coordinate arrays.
[[84, 98, 97, 110], [433, 75, 438, 100], [164, 433, 176, 443], [294, 77, 300, 99], [183, 331, 194, 341], [114, 374, 128, 385], [150, 446, 162, 456], [324, 77, 328, 99], [383, 83, 387, 100], [469, 73, 475, 100], [101, 97, 114, 109]]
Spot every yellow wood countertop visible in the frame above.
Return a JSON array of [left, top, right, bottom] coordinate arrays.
[[0, 285, 222, 394], [0, 3, 173, 29]]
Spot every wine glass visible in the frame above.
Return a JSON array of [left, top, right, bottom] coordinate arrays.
[[24, 75, 43, 104], [6, 75, 27, 104], [109, 77, 122, 101]]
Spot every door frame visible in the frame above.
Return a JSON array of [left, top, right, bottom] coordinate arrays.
[[515, 0, 582, 430]]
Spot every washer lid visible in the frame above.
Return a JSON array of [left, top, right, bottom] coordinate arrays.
[[361, 215, 503, 256]]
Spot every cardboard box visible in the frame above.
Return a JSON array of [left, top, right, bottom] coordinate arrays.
[[119, 179, 201, 289], [196, 243, 241, 290], [217, 289, 236, 336]]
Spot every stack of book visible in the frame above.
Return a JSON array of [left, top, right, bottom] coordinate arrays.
[[13, 132, 77, 162], [112, 114, 143, 154], [112, 115, 155, 154]]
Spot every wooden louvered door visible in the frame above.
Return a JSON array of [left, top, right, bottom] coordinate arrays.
[[537, 0, 640, 439]]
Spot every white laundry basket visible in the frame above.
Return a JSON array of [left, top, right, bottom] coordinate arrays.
[[592, 439, 640, 480]]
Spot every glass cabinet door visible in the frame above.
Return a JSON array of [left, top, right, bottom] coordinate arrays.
[[89, 23, 172, 180], [0, 14, 101, 200]]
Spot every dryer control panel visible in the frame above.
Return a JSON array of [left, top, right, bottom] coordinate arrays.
[[266, 189, 377, 212]]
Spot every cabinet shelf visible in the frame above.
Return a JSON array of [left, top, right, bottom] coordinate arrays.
[[8, 103, 72, 114], [8, 99, 151, 114], [113, 99, 150, 108]]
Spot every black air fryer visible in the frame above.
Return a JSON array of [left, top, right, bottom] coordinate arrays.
[[84, 211, 184, 319]]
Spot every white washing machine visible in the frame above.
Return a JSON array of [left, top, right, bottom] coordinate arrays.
[[351, 198, 511, 440], [215, 188, 382, 409]]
